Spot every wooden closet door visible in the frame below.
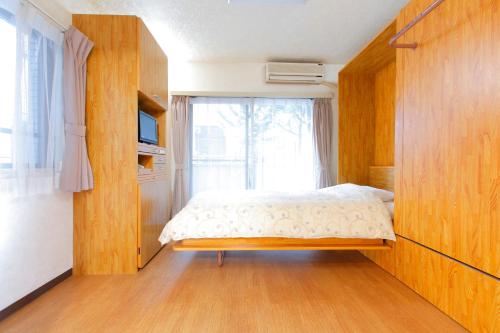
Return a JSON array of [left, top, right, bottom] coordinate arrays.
[[138, 179, 169, 268], [137, 19, 168, 109], [396, 0, 499, 277]]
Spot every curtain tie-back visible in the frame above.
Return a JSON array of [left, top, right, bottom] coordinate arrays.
[[175, 163, 186, 170], [65, 123, 86, 137]]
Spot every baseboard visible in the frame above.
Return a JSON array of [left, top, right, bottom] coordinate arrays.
[[0, 268, 72, 321]]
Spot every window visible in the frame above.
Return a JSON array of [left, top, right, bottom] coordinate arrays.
[[27, 29, 60, 168], [0, 9, 58, 169], [191, 101, 248, 194], [0, 9, 15, 169], [190, 97, 314, 195], [0, 3, 64, 197]]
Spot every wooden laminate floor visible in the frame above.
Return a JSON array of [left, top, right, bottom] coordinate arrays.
[[0, 248, 465, 333]]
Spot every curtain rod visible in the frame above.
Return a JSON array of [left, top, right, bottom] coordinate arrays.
[[22, 0, 69, 32], [170, 91, 335, 99]]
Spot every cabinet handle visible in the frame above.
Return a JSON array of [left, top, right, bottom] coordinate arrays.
[[152, 94, 160, 100]]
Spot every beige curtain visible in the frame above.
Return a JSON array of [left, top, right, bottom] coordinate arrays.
[[60, 26, 94, 192], [172, 96, 190, 215], [313, 98, 333, 188]]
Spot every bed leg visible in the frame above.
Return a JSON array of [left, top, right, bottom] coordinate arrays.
[[216, 251, 225, 267]]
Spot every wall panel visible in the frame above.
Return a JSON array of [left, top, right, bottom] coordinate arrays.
[[360, 241, 397, 276], [73, 15, 139, 275], [357, 61, 396, 267], [373, 61, 395, 166], [338, 21, 396, 186], [358, 1, 499, 331], [396, 0, 499, 277], [395, 237, 499, 332], [364, 237, 499, 332], [338, 74, 375, 184]]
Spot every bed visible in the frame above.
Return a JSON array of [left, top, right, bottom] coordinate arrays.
[[160, 166, 396, 266]]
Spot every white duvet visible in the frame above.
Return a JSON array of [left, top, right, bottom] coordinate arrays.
[[159, 183, 396, 245]]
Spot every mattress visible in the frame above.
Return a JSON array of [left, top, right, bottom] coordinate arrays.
[[159, 183, 396, 245]]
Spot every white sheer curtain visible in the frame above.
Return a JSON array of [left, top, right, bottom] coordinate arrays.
[[189, 97, 314, 196], [0, 1, 64, 197]]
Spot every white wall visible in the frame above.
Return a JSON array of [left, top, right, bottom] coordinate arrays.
[[0, 0, 73, 312], [0, 193, 73, 310], [168, 61, 340, 184], [26, 0, 72, 28], [169, 62, 342, 98]]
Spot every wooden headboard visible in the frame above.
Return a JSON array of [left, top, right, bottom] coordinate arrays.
[[368, 166, 394, 192]]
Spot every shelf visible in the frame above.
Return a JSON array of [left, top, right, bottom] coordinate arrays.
[[138, 90, 166, 114], [138, 154, 154, 169], [137, 142, 167, 155], [137, 141, 168, 184]]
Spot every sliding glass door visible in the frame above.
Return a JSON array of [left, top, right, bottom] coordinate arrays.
[[251, 98, 313, 191], [191, 100, 248, 194], [190, 97, 314, 196]]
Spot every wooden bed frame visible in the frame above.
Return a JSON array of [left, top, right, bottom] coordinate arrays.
[[173, 166, 395, 266]]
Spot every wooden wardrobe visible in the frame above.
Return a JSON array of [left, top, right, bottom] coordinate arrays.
[[72, 15, 170, 275], [339, 0, 499, 331]]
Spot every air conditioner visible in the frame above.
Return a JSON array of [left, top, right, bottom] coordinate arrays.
[[265, 62, 325, 84]]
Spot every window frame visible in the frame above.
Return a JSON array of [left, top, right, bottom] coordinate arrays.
[[188, 97, 314, 195]]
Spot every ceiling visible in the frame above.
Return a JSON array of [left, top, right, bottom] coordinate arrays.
[[54, 0, 409, 64]]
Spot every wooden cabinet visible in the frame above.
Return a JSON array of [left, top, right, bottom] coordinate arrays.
[[137, 143, 169, 268], [341, 2, 499, 330], [73, 15, 170, 275], [365, 236, 499, 332], [138, 179, 169, 268], [138, 20, 168, 109], [396, 0, 499, 277]]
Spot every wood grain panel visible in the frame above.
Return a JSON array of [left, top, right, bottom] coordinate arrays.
[[373, 61, 396, 166], [338, 74, 375, 185], [137, 19, 168, 109], [363, 236, 499, 331], [393, 9, 406, 244], [396, 0, 500, 276], [368, 166, 395, 192], [360, 241, 397, 276], [338, 21, 396, 186], [174, 238, 390, 251], [73, 15, 139, 275], [395, 236, 499, 332], [342, 20, 396, 74], [138, 180, 169, 268], [362, 165, 395, 272]]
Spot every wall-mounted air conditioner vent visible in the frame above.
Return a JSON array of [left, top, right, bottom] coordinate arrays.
[[265, 62, 325, 84]]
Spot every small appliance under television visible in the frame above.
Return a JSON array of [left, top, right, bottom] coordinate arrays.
[[138, 110, 158, 145]]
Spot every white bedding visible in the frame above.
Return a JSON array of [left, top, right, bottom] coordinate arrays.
[[385, 201, 394, 219], [159, 183, 396, 245]]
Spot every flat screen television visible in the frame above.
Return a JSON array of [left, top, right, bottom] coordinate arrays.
[[138, 110, 158, 145]]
